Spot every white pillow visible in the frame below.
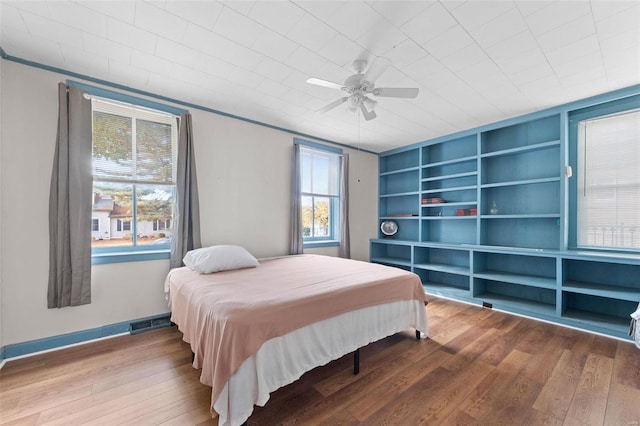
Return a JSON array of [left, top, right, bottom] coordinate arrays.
[[183, 245, 259, 274]]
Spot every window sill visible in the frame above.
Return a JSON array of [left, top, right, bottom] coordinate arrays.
[[91, 249, 170, 265], [303, 240, 340, 249]]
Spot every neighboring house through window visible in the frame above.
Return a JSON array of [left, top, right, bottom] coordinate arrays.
[[298, 141, 341, 245]]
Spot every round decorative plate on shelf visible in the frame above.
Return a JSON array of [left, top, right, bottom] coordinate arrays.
[[380, 220, 398, 238]]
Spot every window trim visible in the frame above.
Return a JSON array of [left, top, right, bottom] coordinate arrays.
[[568, 94, 640, 253], [294, 138, 342, 248], [73, 81, 185, 264]]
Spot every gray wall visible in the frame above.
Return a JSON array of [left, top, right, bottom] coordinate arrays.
[[0, 60, 379, 348]]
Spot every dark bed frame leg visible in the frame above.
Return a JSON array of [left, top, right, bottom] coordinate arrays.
[[191, 351, 195, 363], [353, 348, 360, 375], [416, 330, 421, 340]]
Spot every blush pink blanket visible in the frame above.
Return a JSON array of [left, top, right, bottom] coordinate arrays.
[[167, 254, 427, 408]]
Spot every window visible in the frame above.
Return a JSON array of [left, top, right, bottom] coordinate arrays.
[[575, 108, 640, 251], [299, 143, 341, 244], [116, 219, 131, 232], [91, 219, 99, 232], [91, 97, 178, 251], [153, 219, 170, 231]]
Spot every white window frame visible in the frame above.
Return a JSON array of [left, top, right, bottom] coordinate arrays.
[[89, 94, 179, 260], [297, 140, 342, 247], [569, 96, 640, 253]]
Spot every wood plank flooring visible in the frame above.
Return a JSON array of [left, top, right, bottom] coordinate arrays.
[[1, 296, 639, 425]]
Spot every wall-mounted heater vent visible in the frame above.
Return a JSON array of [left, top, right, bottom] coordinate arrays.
[[130, 314, 172, 335]]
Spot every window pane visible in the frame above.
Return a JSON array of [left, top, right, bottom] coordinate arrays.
[[300, 147, 340, 197], [92, 111, 133, 179], [301, 151, 312, 193], [136, 119, 175, 183], [301, 195, 313, 237], [312, 154, 330, 194], [136, 185, 174, 245], [577, 110, 640, 250], [91, 182, 133, 247], [313, 197, 330, 237]]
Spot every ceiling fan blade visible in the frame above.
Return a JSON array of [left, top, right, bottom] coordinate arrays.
[[361, 56, 391, 85], [372, 87, 419, 98], [317, 97, 348, 113], [306, 78, 345, 90], [360, 104, 377, 121]]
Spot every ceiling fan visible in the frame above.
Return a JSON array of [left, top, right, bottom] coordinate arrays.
[[307, 57, 419, 121]]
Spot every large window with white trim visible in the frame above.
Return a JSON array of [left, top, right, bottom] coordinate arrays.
[[575, 108, 640, 251], [91, 98, 178, 250]]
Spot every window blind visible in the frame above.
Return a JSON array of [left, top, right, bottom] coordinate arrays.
[[577, 109, 640, 250], [91, 98, 177, 184]]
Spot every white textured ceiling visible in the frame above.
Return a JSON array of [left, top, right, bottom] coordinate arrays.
[[1, 1, 639, 153]]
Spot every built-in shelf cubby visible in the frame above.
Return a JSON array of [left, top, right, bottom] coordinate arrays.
[[474, 278, 557, 317], [380, 168, 419, 196], [371, 100, 640, 341], [413, 245, 471, 299], [379, 194, 419, 218], [421, 219, 476, 245], [480, 217, 560, 250], [474, 251, 556, 289], [370, 240, 412, 269]]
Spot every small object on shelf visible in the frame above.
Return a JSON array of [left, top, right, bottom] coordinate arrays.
[[380, 220, 398, 238], [423, 197, 444, 204], [490, 201, 499, 215], [456, 208, 476, 216]]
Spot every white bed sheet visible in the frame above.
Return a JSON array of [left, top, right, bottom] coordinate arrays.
[[214, 299, 428, 426]]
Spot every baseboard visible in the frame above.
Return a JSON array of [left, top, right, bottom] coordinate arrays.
[[0, 312, 172, 363]]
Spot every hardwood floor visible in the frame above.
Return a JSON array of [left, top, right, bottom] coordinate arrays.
[[1, 296, 639, 425]]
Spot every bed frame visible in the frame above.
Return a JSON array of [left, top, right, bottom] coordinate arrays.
[[190, 328, 421, 378]]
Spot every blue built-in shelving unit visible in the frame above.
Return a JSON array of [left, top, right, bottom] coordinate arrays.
[[371, 86, 640, 341]]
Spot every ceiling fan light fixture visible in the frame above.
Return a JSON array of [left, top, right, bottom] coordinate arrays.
[[360, 104, 377, 121], [363, 96, 377, 111]]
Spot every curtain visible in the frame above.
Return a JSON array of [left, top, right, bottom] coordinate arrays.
[[48, 83, 93, 308], [290, 143, 304, 255], [171, 113, 202, 268], [338, 153, 351, 258]]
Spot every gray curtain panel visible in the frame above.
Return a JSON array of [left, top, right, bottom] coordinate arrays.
[[48, 83, 93, 308], [338, 153, 351, 259], [171, 113, 202, 268], [290, 143, 304, 255]]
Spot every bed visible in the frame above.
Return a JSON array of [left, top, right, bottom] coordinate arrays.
[[165, 253, 428, 425]]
